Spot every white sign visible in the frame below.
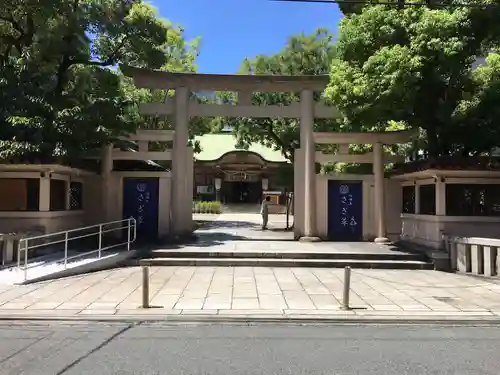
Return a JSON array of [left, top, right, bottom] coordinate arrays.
[[339, 184, 357, 230], [135, 183, 150, 226], [339, 184, 349, 195]]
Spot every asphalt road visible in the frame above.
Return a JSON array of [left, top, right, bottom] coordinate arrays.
[[0, 321, 499, 375]]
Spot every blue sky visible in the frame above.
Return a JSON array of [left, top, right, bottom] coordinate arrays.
[[151, 0, 343, 74]]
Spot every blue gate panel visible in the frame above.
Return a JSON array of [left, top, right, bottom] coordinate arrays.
[[123, 178, 159, 240], [327, 181, 363, 241]]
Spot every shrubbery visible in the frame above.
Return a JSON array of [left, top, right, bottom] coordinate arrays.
[[192, 201, 222, 214]]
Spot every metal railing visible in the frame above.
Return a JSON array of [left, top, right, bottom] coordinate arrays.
[[16, 218, 137, 282]]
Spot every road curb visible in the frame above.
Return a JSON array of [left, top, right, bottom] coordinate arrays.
[[1, 313, 500, 325]]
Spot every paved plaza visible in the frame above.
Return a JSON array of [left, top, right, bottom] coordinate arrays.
[[0, 211, 498, 321], [0, 266, 499, 320], [194, 211, 295, 241]]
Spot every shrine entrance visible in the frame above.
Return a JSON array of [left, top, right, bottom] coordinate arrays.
[[114, 66, 416, 242], [224, 180, 262, 204]]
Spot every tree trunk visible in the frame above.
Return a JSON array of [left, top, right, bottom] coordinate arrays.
[[426, 127, 440, 157]]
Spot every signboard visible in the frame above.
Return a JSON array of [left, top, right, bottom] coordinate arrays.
[[225, 172, 259, 182], [196, 185, 214, 194], [327, 181, 363, 241], [123, 178, 159, 240]]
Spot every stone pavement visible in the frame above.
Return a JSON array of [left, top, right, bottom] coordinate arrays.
[[191, 212, 411, 255], [195, 211, 295, 241], [0, 266, 499, 321], [0, 211, 497, 321]]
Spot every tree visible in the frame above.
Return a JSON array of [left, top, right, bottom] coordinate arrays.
[[123, 77, 218, 153], [0, 0, 197, 161], [217, 28, 338, 162], [452, 52, 500, 155], [334, 0, 475, 16], [324, 4, 500, 157], [118, 28, 212, 153]]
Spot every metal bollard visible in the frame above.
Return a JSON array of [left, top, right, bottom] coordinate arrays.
[[342, 266, 351, 310], [142, 266, 150, 308]]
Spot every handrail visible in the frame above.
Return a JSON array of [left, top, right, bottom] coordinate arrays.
[[16, 218, 137, 282], [443, 234, 499, 277], [19, 218, 131, 242], [444, 235, 500, 248]]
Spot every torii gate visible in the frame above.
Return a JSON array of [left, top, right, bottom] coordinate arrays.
[[120, 65, 415, 242]]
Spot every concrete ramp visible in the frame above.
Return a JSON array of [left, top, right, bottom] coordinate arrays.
[[0, 248, 137, 285], [0, 218, 138, 285]]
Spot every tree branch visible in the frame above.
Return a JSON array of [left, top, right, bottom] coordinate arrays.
[[54, 0, 81, 95], [21, 13, 35, 46], [0, 13, 36, 59], [264, 121, 294, 162], [0, 16, 25, 36], [69, 58, 114, 67], [69, 35, 129, 67], [0, 35, 18, 64]]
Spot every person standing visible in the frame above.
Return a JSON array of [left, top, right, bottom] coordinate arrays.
[[260, 195, 271, 230]]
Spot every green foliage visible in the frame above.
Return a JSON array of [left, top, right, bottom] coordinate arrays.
[[192, 201, 222, 214], [273, 166, 294, 190], [336, 0, 474, 16], [452, 52, 500, 155], [0, 0, 200, 162], [325, 4, 500, 157], [118, 30, 214, 153], [217, 28, 338, 162]]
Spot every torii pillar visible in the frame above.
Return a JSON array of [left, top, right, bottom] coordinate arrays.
[[171, 86, 192, 236], [100, 143, 113, 222], [373, 141, 389, 243], [299, 89, 320, 242]]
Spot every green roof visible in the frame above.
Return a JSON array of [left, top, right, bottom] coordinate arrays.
[[194, 134, 288, 163]]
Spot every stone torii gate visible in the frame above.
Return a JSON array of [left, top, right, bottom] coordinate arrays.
[[298, 130, 416, 243], [121, 66, 414, 242]]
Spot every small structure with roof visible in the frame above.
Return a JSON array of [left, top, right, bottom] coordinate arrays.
[[0, 138, 171, 239], [0, 163, 91, 236], [390, 156, 500, 250], [193, 133, 291, 205]]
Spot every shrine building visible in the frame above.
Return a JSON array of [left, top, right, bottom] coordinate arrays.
[[192, 132, 292, 204]]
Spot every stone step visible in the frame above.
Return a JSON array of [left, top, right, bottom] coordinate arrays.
[[137, 257, 434, 270], [149, 249, 427, 262]]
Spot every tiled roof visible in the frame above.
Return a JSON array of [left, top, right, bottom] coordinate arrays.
[[194, 134, 288, 163], [389, 156, 500, 175]]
